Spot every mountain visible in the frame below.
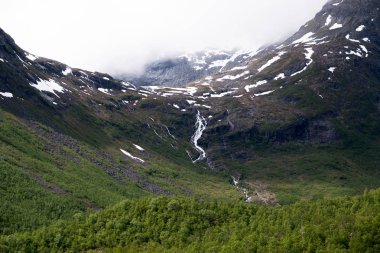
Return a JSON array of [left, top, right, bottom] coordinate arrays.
[[1, 0, 380, 246], [120, 49, 256, 87], [0, 27, 241, 234]]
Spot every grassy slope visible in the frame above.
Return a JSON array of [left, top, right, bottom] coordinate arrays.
[[0, 107, 239, 235], [0, 109, 145, 234], [223, 142, 380, 204]]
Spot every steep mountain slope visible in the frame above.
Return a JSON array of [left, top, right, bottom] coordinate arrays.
[[0, 29, 240, 234], [120, 49, 256, 87], [225, 0, 380, 199], [127, 0, 380, 203], [1, 0, 380, 237]]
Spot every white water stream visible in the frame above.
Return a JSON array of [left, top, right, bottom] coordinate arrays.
[[231, 176, 249, 201], [191, 110, 207, 163]]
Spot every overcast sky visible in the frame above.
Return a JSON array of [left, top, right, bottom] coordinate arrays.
[[1, 0, 327, 75]]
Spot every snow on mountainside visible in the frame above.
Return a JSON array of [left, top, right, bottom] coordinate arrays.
[[1, 0, 379, 123], [119, 49, 257, 87], [1, 0, 378, 139], [176, 0, 380, 100], [121, 0, 380, 95], [1, 0, 380, 204]]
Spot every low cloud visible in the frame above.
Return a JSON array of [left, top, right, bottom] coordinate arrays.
[[1, 0, 327, 75]]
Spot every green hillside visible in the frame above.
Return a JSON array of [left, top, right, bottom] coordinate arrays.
[[0, 108, 239, 235], [1, 188, 379, 252]]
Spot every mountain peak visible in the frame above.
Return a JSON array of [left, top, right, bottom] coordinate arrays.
[[0, 27, 25, 61], [284, 0, 379, 45]]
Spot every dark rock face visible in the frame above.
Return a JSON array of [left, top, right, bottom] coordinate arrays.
[[0, 28, 24, 60], [271, 113, 338, 144], [376, 97, 380, 114], [222, 113, 338, 147]]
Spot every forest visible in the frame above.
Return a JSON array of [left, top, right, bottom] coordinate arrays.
[[0, 188, 379, 252]]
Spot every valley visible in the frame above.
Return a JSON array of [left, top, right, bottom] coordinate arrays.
[[0, 0, 380, 251]]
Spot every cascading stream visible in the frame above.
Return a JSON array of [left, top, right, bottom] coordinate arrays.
[[191, 110, 207, 163]]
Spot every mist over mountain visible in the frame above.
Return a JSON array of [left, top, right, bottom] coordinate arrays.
[[1, 0, 380, 252], [0, 0, 327, 74]]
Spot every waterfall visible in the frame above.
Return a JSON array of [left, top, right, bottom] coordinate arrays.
[[191, 110, 207, 163]]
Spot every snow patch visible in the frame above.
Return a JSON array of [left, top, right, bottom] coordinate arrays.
[[216, 71, 250, 82], [244, 80, 268, 92], [325, 15, 332, 26], [346, 50, 363, 58], [120, 149, 145, 163], [359, 45, 368, 57], [254, 90, 274, 97], [170, 87, 197, 96], [257, 51, 286, 72], [62, 67, 72, 76], [210, 91, 235, 98], [328, 67, 336, 73], [196, 104, 212, 109], [356, 25, 366, 32], [208, 49, 255, 72], [122, 81, 136, 90], [144, 86, 197, 97], [98, 88, 112, 95], [332, 0, 344, 6], [291, 48, 314, 76], [231, 66, 248, 71], [274, 73, 285, 80], [208, 59, 230, 69], [186, 100, 196, 105], [30, 79, 65, 97], [345, 34, 360, 43], [0, 92, 13, 98], [133, 144, 145, 151], [329, 23, 343, 30], [292, 32, 315, 44]]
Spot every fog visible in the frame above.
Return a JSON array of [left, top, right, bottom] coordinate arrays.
[[1, 0, 327, 75]]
